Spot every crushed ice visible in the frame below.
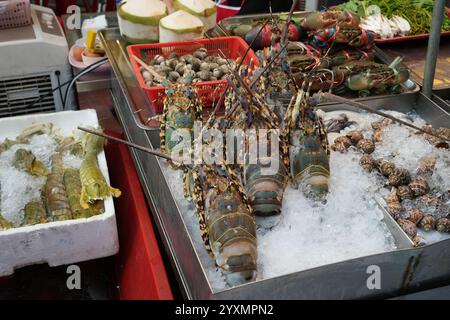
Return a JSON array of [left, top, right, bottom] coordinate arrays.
[[0, 133, 83, 227], [159, 108, 450, 292]]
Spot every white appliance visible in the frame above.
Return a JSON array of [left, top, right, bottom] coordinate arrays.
[[0, 4, 74, 118]]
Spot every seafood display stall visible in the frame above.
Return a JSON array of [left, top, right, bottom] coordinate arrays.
[[1, 0, 449, 300], [100, 26, 450, 299]]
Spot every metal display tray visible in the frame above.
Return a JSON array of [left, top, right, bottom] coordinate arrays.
[[112, 81, 450, 300], [100, 28, 419, 131], [209, 11, 311, 38], [102, 29, 450, 300], [432, 88, 450, 112], [111, 77, 450, 298]]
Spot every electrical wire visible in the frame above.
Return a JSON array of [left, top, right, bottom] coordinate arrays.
[[23, 58, 109, 111], [63, 58, 109, 109], [55, 70, 64, 106]]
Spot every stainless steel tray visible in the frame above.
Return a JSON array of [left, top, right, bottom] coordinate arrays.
[[100, 28, 419, 131], [209, 11, 311, 38], [102, 28, 450, 299], [432, 88, 450, 112]]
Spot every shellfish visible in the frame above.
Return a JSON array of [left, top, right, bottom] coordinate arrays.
[[346, 130, 364, 145], [331, 136, 352, 152], [388, 168, 411, 187], [12, 149, 48, 177], [397, 185, 414, 201], [184, 164, 257, 286], [22, 200, 47, 226], [408, 178, 430, 197], [405, 208, 425, 225], [356, 138, 375, 154], [419, 214, 436, 231], [397, 218, 417, 238], [376, 160, 396, 177], [436, 217, 450, 233], [359, 154, 375, 172]]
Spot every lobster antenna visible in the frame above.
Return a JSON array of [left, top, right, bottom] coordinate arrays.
[[203, 20, 270, 127], [249, 43, 289, 88], [281, 0, 299, 46], [318, 93, 450, 142], [77, 127, 183, 162]]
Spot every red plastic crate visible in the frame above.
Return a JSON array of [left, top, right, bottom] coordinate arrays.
[[127, 37, 258, 113]]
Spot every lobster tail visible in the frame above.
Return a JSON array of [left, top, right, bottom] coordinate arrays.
[[206, 178, 257, 286], [291, 133, 330, 198], [187, 165, 258, 286], [244, 159, 287, 216]]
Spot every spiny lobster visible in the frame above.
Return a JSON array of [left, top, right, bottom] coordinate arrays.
[[159, 80, 203, 167], [225, 68, 288, 217], [184, 163, 257, 286], [281, 82, 331, 199]]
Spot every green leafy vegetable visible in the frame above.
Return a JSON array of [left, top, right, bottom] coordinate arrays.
[[338, 0, 450, 34]]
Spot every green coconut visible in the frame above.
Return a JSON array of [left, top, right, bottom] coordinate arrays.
[[117, 0, 168, 43], [159, 10, 204, 42], [173, 0, 217, 30]]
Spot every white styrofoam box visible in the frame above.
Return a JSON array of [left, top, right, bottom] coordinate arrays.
[[0, 109, 119, 276]]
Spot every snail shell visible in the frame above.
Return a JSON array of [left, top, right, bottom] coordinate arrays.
[[153, 54, 165, 65], [220, 64, 230, 74], [397, 185, 414, 201], [377, 160, 396, 177], [388, 168, 411, 187], [213, 67, 224, 79], [193, 50, 208, 60], [346, 130, 364, 145], [175, 62, 186, 75], [217, 58, 228, 66], [191, 58, 202, 71], [416, 156, 436, 177], [168, 52, 178, 60], [200, 62, 210, 71], [197, 70, 211, 81], [168, 71, 181, 82], [416, 194, 440, 208], [334, 136, 352, 148], [386, 202, 403, 219], [436, 127, 450, 139], [166, 58, 178, 70], [372, 129, 382, 143], [405, 208, 425, 225], [331, 142, 347, 152], [142, 70, 152, 81], [436, 217, 450, 232], [419, 214, 436, 231], [356, 139, 375, 154], [180, 54, 193, 63], [408, 178, 430, 197], [359, 154, 375, 172], [183, 69, 196, 81], [371, 118, 392, 130], [387, 187, 400, 204], [209, 63, 219, 71], [157, 65, 172, 76], [397, 218, 417, 238]]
